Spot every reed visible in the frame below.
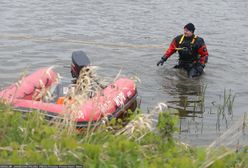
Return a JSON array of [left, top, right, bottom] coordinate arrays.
[[215, 89, 235, 131], [1, 100, 248, 167], [1, 68, 248, 167]]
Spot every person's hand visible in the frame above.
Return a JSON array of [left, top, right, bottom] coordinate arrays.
[[195, 63, 204, 72], [157, 57, 167, 66]]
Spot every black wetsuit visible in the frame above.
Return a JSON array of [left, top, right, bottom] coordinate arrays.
[[163, 34, 209, 78]]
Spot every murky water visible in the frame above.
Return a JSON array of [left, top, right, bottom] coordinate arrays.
[[0, 0, 248, 146]]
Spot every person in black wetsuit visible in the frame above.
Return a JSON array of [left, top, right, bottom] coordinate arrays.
[[157, 23, 209, 78]]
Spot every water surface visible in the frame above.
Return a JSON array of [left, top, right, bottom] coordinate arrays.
[[0, 0, 248, 146]]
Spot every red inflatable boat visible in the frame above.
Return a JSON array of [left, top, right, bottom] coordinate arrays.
[[0, 51, 138, 128]]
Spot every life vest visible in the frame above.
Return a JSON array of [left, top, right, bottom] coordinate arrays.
[[177, 35, 199, 62]]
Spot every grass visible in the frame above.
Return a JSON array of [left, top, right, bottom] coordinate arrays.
[[215, 89, 235, 131], [0, 102, 248, 167], [0, 67, 247, 167]]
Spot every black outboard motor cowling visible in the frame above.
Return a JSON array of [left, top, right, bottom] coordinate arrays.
[[71, 51, 90, 78]]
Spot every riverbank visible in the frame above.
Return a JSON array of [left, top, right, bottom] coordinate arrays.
[[0, 103, 247, 167]]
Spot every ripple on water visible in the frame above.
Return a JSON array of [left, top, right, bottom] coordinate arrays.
[[1, 0, 248, 146]]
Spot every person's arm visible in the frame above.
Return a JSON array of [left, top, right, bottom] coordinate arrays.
[[157, 36, 179, 66], [197, 39, 209, 66], [163, 38, 178, 59]]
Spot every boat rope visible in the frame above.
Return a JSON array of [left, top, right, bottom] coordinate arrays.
[[0, 33, 163, 49]]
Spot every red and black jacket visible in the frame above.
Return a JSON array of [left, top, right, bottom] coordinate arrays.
[[163, 34, 208, 65]]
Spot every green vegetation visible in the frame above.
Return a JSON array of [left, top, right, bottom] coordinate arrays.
[[0, 102, 247, 167], [216, 89, 236, 130]]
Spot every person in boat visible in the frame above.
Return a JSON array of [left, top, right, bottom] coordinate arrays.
[[157, 23, 209, 78]]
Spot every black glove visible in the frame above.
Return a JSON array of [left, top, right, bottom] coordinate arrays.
[[188, 63, 205, 78], [195, 63, 204, 73], [157, 56, 167, 66]]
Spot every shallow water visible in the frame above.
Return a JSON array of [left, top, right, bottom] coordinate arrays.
[[0, 0, 248, 146]]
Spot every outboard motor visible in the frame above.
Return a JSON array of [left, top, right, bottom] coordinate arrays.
[[71, 51, 90, 79], [47, 51, 91, 103]]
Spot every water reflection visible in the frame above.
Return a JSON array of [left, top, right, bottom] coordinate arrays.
[[161, 69, 206, 133], [163, 70, 205, 114]]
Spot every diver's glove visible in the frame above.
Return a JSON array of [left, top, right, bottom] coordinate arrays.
[[195, 63, 205, 73], [157, 56, 168, 66], [188, 63, 205, 78]]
